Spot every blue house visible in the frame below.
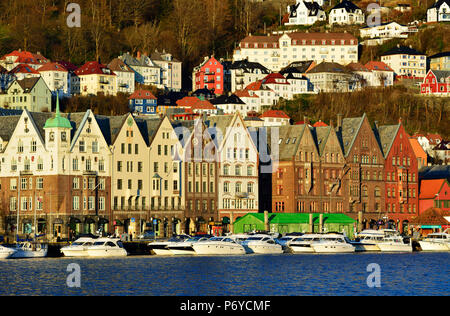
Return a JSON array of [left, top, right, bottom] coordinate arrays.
[[128, 90, 158, 114]]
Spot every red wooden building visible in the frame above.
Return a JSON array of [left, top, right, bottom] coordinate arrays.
[[192, 56, 224, 95], [420, 69, 450, 96]]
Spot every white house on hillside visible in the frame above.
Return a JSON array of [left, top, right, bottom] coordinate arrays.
[[329, 0, 364, 25], [427, 0, 450, 22], [285, 1, 326, 26]]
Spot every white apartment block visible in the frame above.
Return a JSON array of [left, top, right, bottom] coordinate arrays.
[[427, 0, 450, 23], [381, 46, 427, 78], [233, 32, 358, 71]]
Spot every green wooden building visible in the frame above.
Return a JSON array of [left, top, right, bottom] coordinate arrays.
[[233, 213, 357, 239]]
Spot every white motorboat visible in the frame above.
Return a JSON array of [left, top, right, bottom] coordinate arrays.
[[148, 234, 191, 255], [167, 236, 212, 255], [352, 230, 385, 252], [378, 235, 412, 252], [86, 238, 128, 257], [9, 242, 48, 259], [419, 232, 450, 252], [0, 245, 16, 259], [192, 237, 246, 255], [60, 237, 96, 257], [310, 234, 355, 253], [288, 234, 322, 253], [241, 235, 283, 254], [276, 234, 303, 253]]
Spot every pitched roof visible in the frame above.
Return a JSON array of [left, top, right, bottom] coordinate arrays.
[[429, 0, 450, 9], [227, 59, 270, 73], [365, 61, 394, 72], [331, 0, 361, 12], [14, 77, 42, 92], [107, 58, 134, 73], [409, 138, 427, 158], [429, 70, 450, 82], [347, 62, 370, 72], [268, 124, 305, 160], [1, 50, 48, 65], [313, 120, 329, 127], [382, 46, 424, 56], [210, 94, 245, 105], [57, 61, 78, 72], [10, 64, 40, 75], [234, 90, 259, 98], [74, 61, 115, 76], [37, 62, 68, 72], [260, 110, 290, 119], [419, 165, 450, 180], [374, 124, 400, 158], [410, 207, 450, 226], [419, 179, 446, 199], [339, 114, 365, 156], [312, 126, 332, 156], [307, 62, 352, 74], [280, 60, 315, 75], [262, 73, 290, 85], [429, 51, 450, 59], [129, 90, 157, 100]]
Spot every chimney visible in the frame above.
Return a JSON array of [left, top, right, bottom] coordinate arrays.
[[137, 51, 141, 59], [374, 120, 379, 129], [337, 113, 343, 130]]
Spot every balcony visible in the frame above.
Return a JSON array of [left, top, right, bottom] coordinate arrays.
[[83, 170, 97, 176], [20, 170, 33, 176], [99, 79, 110, 84]]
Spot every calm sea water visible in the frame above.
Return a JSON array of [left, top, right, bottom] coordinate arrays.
[[0, 253, 448, 296]]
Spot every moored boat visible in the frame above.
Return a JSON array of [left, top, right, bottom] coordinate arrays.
[[60, 237, 96, 257], [86, 238, 128, 257], [310, 233, 355, 253], [148, 234, 191, 255], [288, 234, 322, 253], [241, 235, 283, 254], [192, 237, 246, 255], [378, 235, 412, 252], [419, 232, 450, 252], [0, 245, 16, 259], [9, 242, 48, 259], [167, 235, 212, 255]]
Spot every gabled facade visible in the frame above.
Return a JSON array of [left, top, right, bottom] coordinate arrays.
[[339, 114, 386, 224], [206, 114, 259, 225], [0, 106, 114, 241], [375, 121, 419, 230], [427, 0, 450, 22], [329, 0, 365, 25], [0, 77, 51, 112], [37, 62, 70, 97], [151, 50, 182, 92], [420, 69, 450, 96], [107, 58, 135, 94], [285, 1, 326, 26], [0, 50, 48, 71], [193, 56, 224, 95]]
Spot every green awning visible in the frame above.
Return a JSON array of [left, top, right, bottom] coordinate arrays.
[[421, 225, 441, 229]]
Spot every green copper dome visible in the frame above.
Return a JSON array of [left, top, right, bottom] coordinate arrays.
[[44, 93, 72, 129]]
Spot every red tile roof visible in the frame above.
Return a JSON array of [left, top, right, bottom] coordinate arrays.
[[1, 50, 48, 65], [129, 90, 156, 100], [176, 96, 216, 110], [262, 73, 290, 85], [37, 62, 68, 72], [9, 64, 40, 75], [74, 61, 115, 76], [235, 90, 259, 98], [260, 110, 290, 119], [419, 179, 445, 199], [365, 61, 394, 72], [313, 121, 328, 127]]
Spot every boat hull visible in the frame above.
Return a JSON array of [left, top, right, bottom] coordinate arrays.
[[10, 249, 48, 258], [246, 243, 283, 254], [289, 244, 315, 253], [151, 248, 173, 256], [61, 248, 89, 257], [193, 243, 246, 255], [86, 249, 127, 257], [378, 243, 412, 252], [419, 241, 449, 252], [311, 244, 355, 253], [0, 248, 16, 259]]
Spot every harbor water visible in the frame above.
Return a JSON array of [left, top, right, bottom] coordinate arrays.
[[1, 252, 448, 296]]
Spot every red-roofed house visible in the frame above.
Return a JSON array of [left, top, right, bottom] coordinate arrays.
[[244, 80, 278, 108], [176, 96, 218, 115], [364, 61, 394, 86], [409, 138, 428, 169], [261, 73, 293, 99], [260, 110, 291, 126], [0, 50, 49, 71], [129, 89, 157, 114], [37, 62, 70, 96], [419, 179, 450, 215], [9, 64, 41, 81], [74, 61, 117, 96]]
